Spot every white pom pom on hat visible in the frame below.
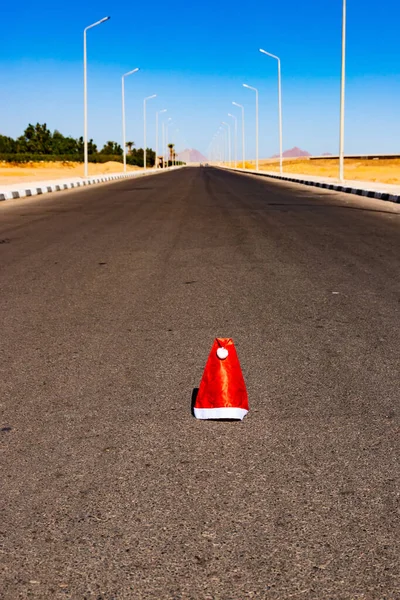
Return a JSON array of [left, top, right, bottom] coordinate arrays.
[[216, 347, 229, 360]]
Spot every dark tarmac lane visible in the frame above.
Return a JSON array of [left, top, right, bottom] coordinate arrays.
[[1, 167, 399, 599]]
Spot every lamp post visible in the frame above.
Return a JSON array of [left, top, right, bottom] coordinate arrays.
[[212, 135, 218, 164], [83, 16, 110, 178], [216, 133, 222, 164], [232, 101, 245, 168], [259, 48, 283, 175], [221, 121, 231, 165], [143, 94, 156, 170], [162, 121, 165, 168], [122, 68, 139, 173], [339, 0, 346, 182], [220, 129, 226, 164], [243, 83, 259, 171], [222, 128, 227, 164], [165, 118, 172, 167], [217, 127, 225, 164], [228, 113, 237, 168], [209, 134, 217, 163], [173, 129, 180, 166], [217, 127, 226, 165], [210, 135, 217, 163], [156, 109, 167, 169], [169, 129, 175, 166], [208, 138, 214, 163]]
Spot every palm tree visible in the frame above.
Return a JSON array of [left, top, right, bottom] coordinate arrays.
[[168, 143, 175, 163], [126, 141, 135, 154]]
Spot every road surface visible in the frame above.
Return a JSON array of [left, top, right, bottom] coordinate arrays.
[[1, 167, 399, 599]]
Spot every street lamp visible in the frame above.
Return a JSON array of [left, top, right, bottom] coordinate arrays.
[[208, 133, 218, 163], [210, 135, 217, 163], [207, 138, 214, 163], [169, 129, 176, 166], [217, 127, 226, 165], [232, 101, 245, 168], [259, 48, 283, 175], [221, 121, 231, 165], [220, 126, 227, 165], [221, 129, 226, 164], [156, 109, 167, 169], [83, 16, 110, 178], [216, 132, 223, 164], [166, 119, 173, 167], [228, 113, 237, 168], [143, 94, 156, 170], [339, 0, 346, 182], [122, 68, 139, 173], [243, 83, 259, 171], [173, 129, 180, 166], [218, 127, 226, 164], [162, 118, 170, 168], [211, 135, 218, 164]]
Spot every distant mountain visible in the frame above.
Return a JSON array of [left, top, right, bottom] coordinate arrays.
[[272, 147, 311, 158], [177, 148, 207, 163], [321, 152, 333, 156]]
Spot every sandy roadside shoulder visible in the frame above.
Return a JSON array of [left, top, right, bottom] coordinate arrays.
[[0, 161, 144, 186], [258, 157, 400, 185], [235, 157, 400, 186]]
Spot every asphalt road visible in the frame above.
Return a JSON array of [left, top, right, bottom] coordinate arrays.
[[1, 167, 399, 600]]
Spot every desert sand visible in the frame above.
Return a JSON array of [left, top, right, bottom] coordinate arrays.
[[0, 161, 142, 186], [240, 157, 400, 185]]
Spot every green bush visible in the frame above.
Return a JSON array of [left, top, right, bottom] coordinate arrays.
[[0, 124, 152, 166], [0, 124, 186, 168], [0, 154, 124, 164], [0, 154, 80, 163]]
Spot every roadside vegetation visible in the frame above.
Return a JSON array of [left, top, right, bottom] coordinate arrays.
[[0, 123, 156, 167], [0, 124, 185, 184]]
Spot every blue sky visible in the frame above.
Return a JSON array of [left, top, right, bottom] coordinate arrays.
[[1, 0, 399, 158]]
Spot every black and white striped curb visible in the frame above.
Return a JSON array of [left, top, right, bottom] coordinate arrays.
[[221, 167, 400, 204], [0, 167, 182, 202]]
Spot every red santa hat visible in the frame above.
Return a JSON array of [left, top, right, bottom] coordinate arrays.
[[194, 338, 249, 420]]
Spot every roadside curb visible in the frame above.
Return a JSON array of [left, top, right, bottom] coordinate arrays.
[[220, 167, 400, 204], [0, 166, 182, 202]]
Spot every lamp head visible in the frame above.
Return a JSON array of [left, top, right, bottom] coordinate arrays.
[[124, 67, 139, 77], [86, 16, 111, 31], [259, 48, 279, 60], [243, 83, 257, 92]]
